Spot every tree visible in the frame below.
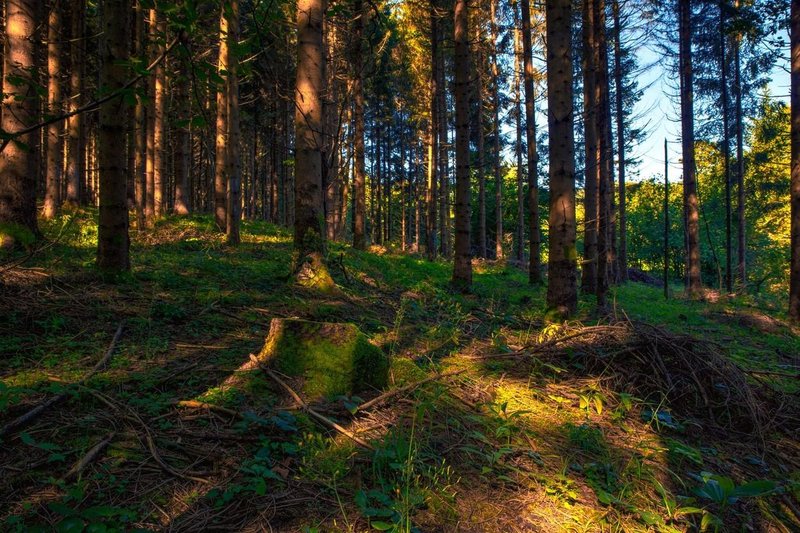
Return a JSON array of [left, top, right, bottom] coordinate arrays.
[[520, 0, 540, 283], [452, 0, 472, 289], [152, 8, 166, 219], [214, 4, 231, 232], [581, 0, 599, 294], [44, 0, 63, 220], [352, 0, 367, 250], [545, 0, 578, 316], [96, 0, 131, 271], [0, 0, 40, 244], [225, 0, 241, 245], [679, 0, 702, 296], [791, 0, 800, 321], [65, 0, 85, 207], [294, 0, 331, 285]]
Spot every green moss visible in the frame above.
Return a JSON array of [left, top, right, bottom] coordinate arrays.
[[259, 319, 389, 401], [390, 357, 428, 385]]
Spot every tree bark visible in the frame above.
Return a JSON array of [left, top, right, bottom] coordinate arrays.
[[0, 0, 39, 242], [426, 1, 438, 260], [545, 0, 578, 317], [293, 0, 329, 278], [513, 9, 524, 263], [679, 0, 702, 296], [173, 54, 191, 215], [96, 0, 131, 271], [733, 7, 746, 289], [214, 4, 230, 232], [582, 0, 598, 294], [65, 0, 84, 206], [43, 0, 62, 219], [520, 0, 540, 283], [452, 0, 472, 289], [226, 0, 241, 245], [152, 9, 166, 218], [612, 0, 627, 281], [596, 0, 612, 308], [720, 6, 732, 293], [490, 0, 503, 259], [475, 35, 487, 259], [133, 3, 146, 229], [790, 0, 800, 320]]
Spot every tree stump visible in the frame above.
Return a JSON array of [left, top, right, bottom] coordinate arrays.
[[254, 318, 389, 401]]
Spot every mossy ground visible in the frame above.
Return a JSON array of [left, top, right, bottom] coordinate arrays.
[[0, 211, 798, 532]]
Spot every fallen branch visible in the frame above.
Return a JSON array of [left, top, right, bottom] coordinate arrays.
[[250, 354, 374, 451], [357, 370, 465, 412], [175, 400, 242, 419], [0, 322, 125, 438], [63, 432, 115, 481]]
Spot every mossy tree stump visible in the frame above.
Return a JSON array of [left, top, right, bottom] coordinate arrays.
[[254, 318, 389, 401]]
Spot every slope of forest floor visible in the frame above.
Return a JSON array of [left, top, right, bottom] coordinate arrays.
[[1, 211, 799, 532]]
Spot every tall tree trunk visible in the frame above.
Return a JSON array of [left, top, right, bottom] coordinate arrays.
[[174, 61, 191, 215], [679, 0, 702, 296], [734, 10, 746, 289], [152, 9, 166, 218], [475, 38, 487, 259], [612, 0, 627, 281], [144, 10, 156, 223], [65, 0, 84, 206], [214, 4, 230, 232], [596, 0, 612, 308], [513, 9, 524, 263], [792, 0, 800, 320], [582, 0, 599, 294], [352, 0, 366, 249], [0, 0, 39, 242], [490, 0, 503, 259], [226, 0, 241, 245], [438, 41, 449, 256], [520, 0, 540, 282], [96, 0, 131, 271], [294, 0, 330, 282], [44, 0, 62, 219], [720, 6, 732, 293], [545, 0, 578, 317], [452, 0, 472, 289], [426, 0, 438, 260], [133, 3, 146, 229]]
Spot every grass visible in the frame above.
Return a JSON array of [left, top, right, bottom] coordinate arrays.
[[0, 210, 798, 532]]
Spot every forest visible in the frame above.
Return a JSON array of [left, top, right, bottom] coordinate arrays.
[[1, 0, 800, 530]]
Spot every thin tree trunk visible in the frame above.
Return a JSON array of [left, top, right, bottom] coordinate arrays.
[[174, 56, 191, 215], [352, 0, 366, 249], [96, 0, 131, 271], [133, 2, 146, 229], [490, 0, 503, 259], [226, 0, 241, 245], [452, 0, 472, 289], [152, 9, 166, 218], [582, 0, 598, 294], [545, 0, 578, 316], [791, 0, 800, 321], [596, 0, 612, 308], [520, 0, 540, 282], [214, 3, 230, 232], [513, 8, 524, 263], [426, 0, 438, 260], [0, 0, 39, 241], [438, 40, 449, 256], [475, 37, 487, 259], [679, 0, 702, 296], [734, 9, 746, 289], [721, 6, 732, 292], [65, 0, 84, 206], [44, 0, 62, 219], [612, 0, 627, 281]]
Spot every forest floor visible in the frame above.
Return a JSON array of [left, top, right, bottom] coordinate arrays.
[[1, 211, 799, 532]]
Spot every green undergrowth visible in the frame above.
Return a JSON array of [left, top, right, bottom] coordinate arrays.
[[1, 211, 797, 532]]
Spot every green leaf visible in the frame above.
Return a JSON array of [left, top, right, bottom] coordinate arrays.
[[370, 521, 394, 531], [55, 517, 85, 533], [732, 479, 777, 498]]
